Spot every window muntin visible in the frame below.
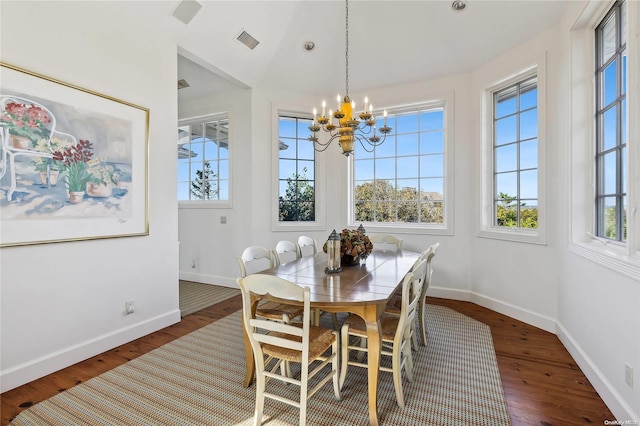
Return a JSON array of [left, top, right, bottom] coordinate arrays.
[[353, 106, 445, 225], [177, 115, 229, 201], [278, 115, 316, 222], [595, 0, 627, 242], [493, 77, 539, 229]]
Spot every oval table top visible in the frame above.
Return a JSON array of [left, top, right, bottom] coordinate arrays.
[[259, 249, 419, 306]]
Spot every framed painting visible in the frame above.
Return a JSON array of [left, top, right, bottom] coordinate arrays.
[[0, 62, 149, 246]]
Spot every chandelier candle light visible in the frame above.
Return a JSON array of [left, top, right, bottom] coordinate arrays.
[[309, 0, 391, 157]]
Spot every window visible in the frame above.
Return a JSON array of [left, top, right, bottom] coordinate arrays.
[[278, 115, 315, 222], [569, 0, 639, 277], [177, 114, 229, 202], [352, 101, 451, 232], [479, 61, 545, 245], [493, 77, 539, 229], [595, 0, 627, 242]]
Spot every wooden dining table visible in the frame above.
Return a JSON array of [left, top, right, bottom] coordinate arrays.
[[241, 249, 419, 426]]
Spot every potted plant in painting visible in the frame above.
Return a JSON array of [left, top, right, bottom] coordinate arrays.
[[86, 159, 120, 197], [52, 139, 94, 203], [0, 101, 52, 149], [32, 137, 71, 185]]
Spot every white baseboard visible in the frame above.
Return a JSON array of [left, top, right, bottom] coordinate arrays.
[[179, 271, 237, 288], [556, 322, 639, 423], [429, 285, 637, 422], [428, 286, 556, 332], [0, 309, 181, 393]]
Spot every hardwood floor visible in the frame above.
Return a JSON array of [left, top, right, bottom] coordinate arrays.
[[1, 296, 614, 425]]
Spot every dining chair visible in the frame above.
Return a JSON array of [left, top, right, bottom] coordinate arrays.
[[386, 242, 439, 347], [297, 235, 318, 257], [236, 246, 303, 323], [417, 242, 439, 346], [273, 240, 301, 266], [238, 274, 341, 426], [369, 234, 403, 252], [295, 235, 338, 328], [339, 258, 427, 409]]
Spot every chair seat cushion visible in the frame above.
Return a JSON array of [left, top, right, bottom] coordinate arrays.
[[256, 300, 304, 321], [262, 324, 336, 362], [343, 313, 399, 341]]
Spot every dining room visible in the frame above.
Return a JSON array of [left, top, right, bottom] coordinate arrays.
[[1, 0, 638, 425]]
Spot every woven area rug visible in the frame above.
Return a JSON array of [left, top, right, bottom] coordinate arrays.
[[11, 305, 511, 425], [178, 281, 240, 317]]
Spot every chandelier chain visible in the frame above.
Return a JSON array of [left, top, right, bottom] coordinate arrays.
[[308, 0, 391, 157], [345, 0, 349, 97]]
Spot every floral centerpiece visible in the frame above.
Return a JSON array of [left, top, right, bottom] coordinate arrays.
[[0, 101, 52, 146], [52, 139, 94, 198], [323, 228, 374, 264]]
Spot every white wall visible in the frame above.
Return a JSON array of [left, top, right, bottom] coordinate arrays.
[[176, 2, 639, 421], [178, 89, 253, 286], [0, 2, 180, 392]]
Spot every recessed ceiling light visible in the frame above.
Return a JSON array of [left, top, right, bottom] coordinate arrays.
[[172, 0, 202, 25], [452, 0, 466, 11]]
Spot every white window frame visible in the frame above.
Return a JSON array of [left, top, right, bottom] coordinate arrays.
[[178, 112, 232, 209], [479, 59, 547, 245], [347, 93, 455, 236], [271, 103, 326, 232], [569, 0, 640, 280]]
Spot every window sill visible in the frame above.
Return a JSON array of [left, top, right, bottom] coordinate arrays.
[[477, 227, 546, 245], [568, 241, 640, 282], [348, 222, 453, 236], [273, 221, 326, 233], [179, 200, 232, 209]]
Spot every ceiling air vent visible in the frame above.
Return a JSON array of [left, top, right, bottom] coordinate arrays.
[[177, 79, 190, 90], [236, 30, 260, 50]]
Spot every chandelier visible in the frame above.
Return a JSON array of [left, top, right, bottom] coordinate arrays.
[[308, 0, 391, 157]]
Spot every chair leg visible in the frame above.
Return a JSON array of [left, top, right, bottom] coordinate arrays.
[[419, 301, 427, 346], [411, 320, 419, 350], [339, 325, 349, 389], [332, 335, 342, 400], [254, 365, 266, 426], [392, 342, 405, 408], [404, 341, 414, 382], [299, 359, 310, 426], [356, 336, 367, 362]]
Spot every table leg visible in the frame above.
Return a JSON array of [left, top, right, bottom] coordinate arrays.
[[242, 307, 255, 388], [364, 309, 381, 426]]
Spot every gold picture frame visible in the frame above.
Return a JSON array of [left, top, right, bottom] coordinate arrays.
[[0, 62, 149, 246]]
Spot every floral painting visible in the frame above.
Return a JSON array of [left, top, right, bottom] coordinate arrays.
[[0, 63, 149, 246]]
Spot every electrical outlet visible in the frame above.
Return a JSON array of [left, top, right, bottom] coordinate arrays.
[[125, 300, 135, 315], [625, 363, 634, 388], [191, 260, 196, 268], [220, 216, 227, 224]]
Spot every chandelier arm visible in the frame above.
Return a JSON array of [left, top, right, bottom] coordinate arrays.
[[355, 135, 377, 153], [312, 134, 342, 152], [312, 140, 336, 152]]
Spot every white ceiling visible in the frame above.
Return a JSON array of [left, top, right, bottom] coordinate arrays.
[[109, 1, 569, 103]]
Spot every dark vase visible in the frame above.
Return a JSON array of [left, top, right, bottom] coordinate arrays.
[[341, 256, 360, 267]]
